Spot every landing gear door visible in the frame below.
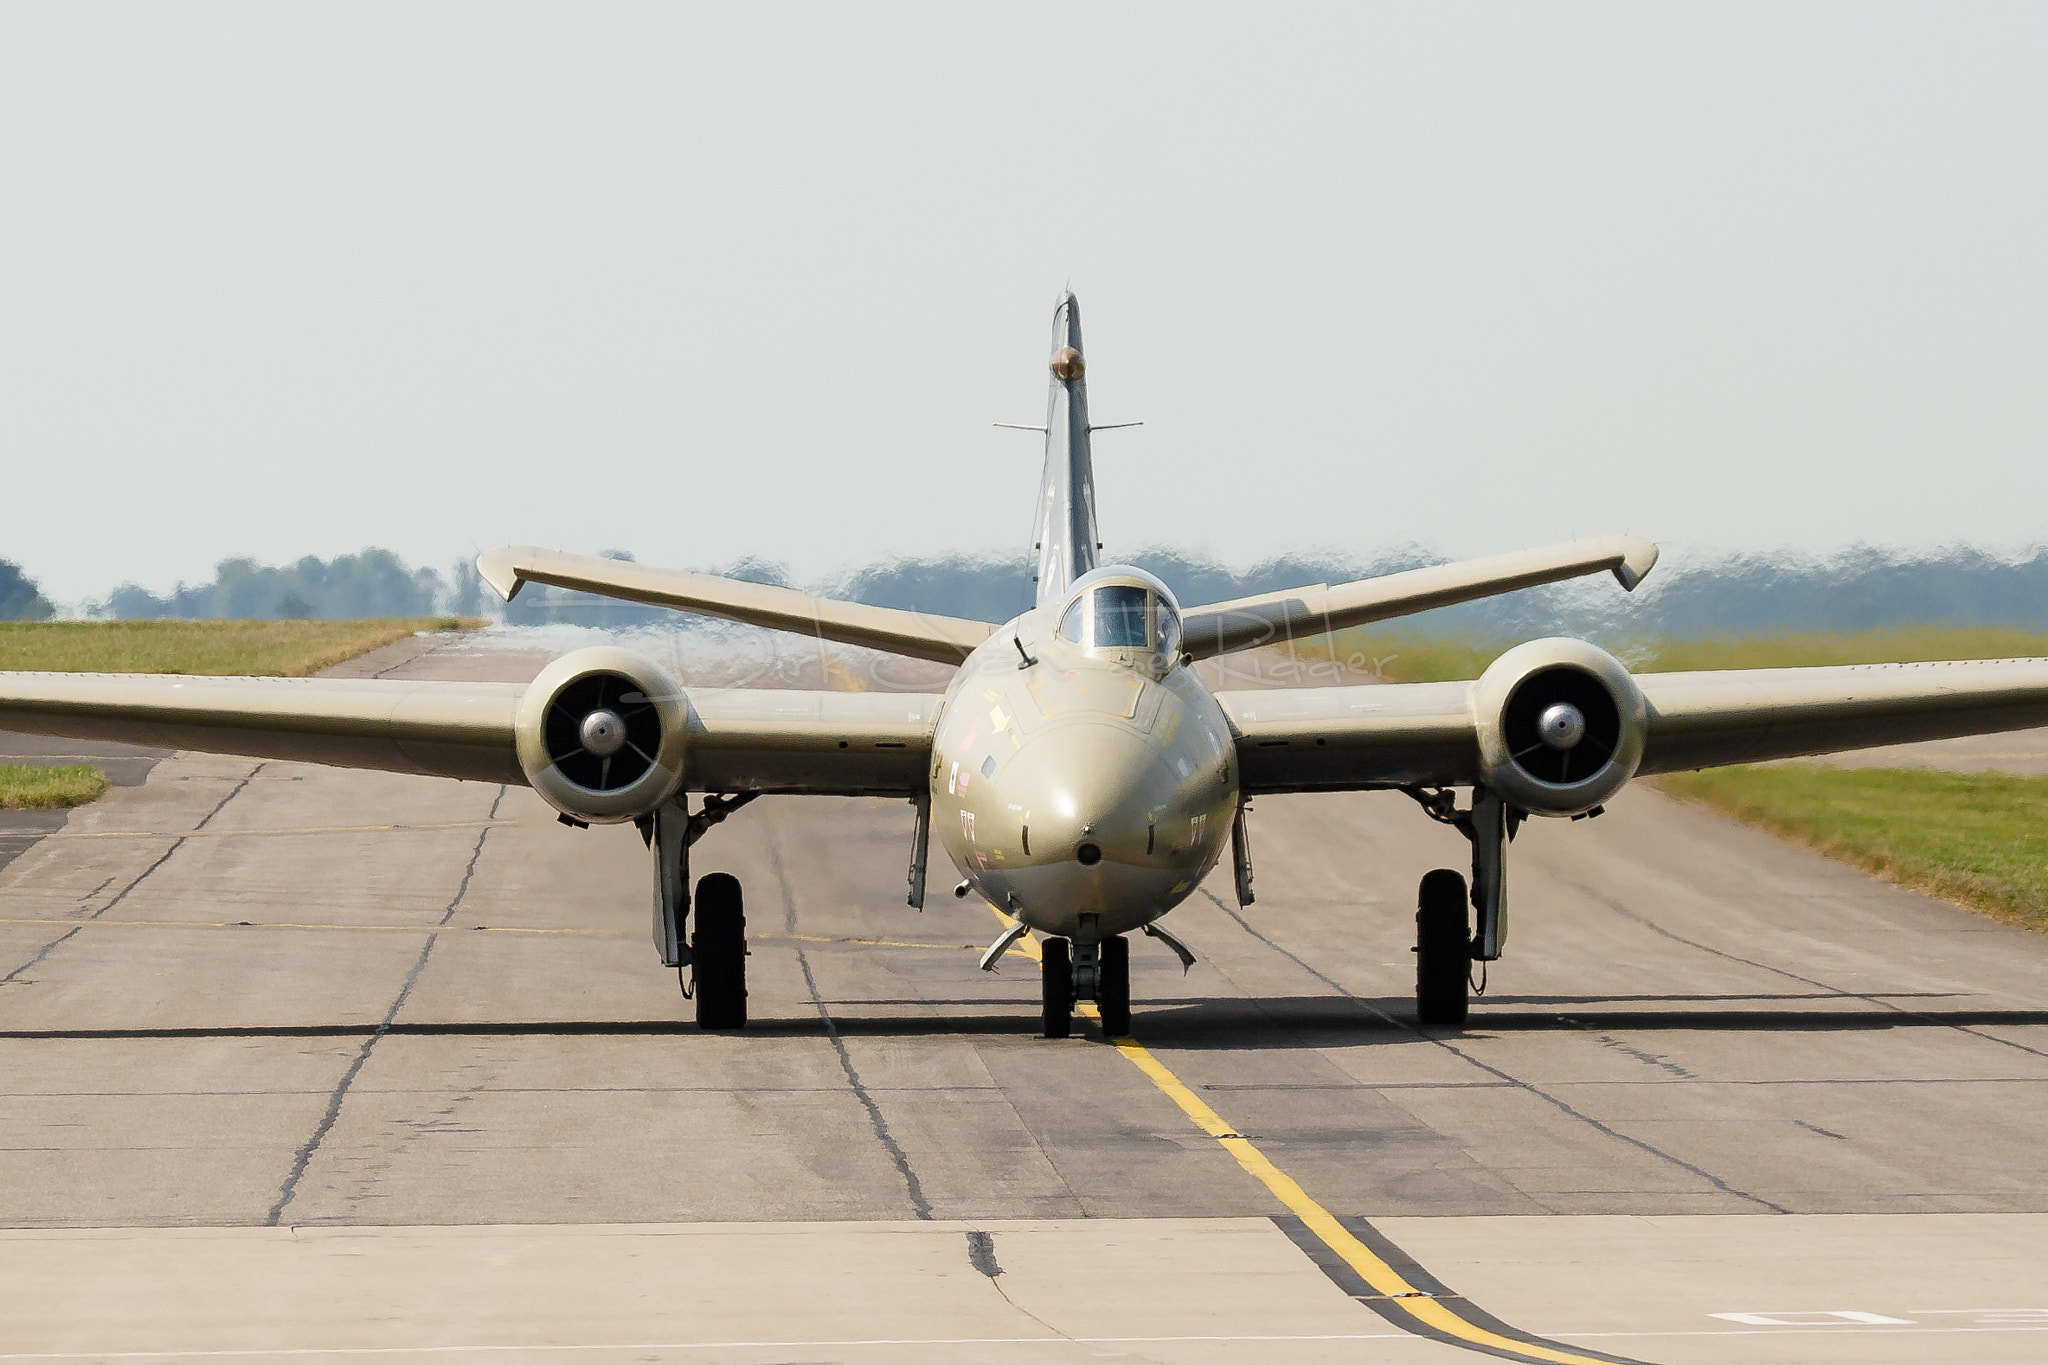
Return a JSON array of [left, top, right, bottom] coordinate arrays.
[[651, 797, 690, 967], [1470, 789, 1508, 961]]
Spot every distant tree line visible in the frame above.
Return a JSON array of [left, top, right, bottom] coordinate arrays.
[[6, 542, 2048, 638], [0, 560, 55, 622], [92, 550, 450, 621]]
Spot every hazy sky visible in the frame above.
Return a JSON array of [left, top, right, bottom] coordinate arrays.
[[4, 4, 2045, 602]]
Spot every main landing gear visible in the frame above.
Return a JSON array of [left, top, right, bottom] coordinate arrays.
[[641, 794, 760, 1030], [1414, 868, 1471, 1027], [691, 872, 748, 1029], [1039, 933, 1131, 1039], [1403, 785, 1520, 1029]]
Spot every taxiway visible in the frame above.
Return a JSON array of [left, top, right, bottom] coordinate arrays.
[[3, 631, 2045, 1363]]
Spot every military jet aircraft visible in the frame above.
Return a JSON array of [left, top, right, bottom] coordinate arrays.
[[10, 292, 2048, 1037]]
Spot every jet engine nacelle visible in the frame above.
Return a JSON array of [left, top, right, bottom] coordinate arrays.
[[1471, 638, 1646, 817], [514, 647, 689, 823]]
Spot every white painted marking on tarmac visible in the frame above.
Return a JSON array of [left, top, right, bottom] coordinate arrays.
[[1565, 1324, 2048, 1340], [1712, 1310, 1913, 1326]]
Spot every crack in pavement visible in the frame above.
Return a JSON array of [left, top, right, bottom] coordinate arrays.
[[1199, 888, 1788, 1214], [1553, 866, 2048, 1063], [763, 818, 932, 1220], [94, 763, 264, 920], [3, 764, 266, 988], [265, 787, 504, 1226]]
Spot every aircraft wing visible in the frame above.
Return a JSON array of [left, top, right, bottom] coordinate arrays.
[[0, 673, 940, 797], [478, 546, 997, 665], [1221, 682, 1483, 792], [1182, 535, 1658, 662], [1221, 657, 2048, 794], [1631, 659, 2048, 775]]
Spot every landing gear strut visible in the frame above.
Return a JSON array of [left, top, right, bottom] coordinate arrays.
[[1403, 784, 1521, 1027], [640, 793, 759, 1027], [1415, 868, 1470, 1026]]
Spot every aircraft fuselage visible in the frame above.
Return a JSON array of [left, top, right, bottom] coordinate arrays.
[[930, 582, 1237, 942]]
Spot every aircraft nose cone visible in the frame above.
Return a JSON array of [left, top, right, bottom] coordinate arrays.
[[1008, 721, 1158, 857], [962, 714, 1230, 938]]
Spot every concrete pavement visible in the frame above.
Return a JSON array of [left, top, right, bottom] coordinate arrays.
[[2, 628, 2046, 1362]]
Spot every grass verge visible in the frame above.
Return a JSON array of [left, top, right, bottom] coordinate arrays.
[[1660, 765, 2048, 933], [0, 618, 484, 677], [0, 764, 109, 810], [1323, 624, 2048, 683]]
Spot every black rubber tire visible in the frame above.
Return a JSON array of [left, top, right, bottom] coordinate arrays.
[[1041, 937, 1073, 1039], [1415, 868, 1471, 1027], [693, 872, 748, 1030], [1097, 935, 1131, 1037]]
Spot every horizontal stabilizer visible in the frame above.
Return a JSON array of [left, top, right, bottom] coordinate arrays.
[[477, 547, 998, 666], [1182, 535, 1658, 661]]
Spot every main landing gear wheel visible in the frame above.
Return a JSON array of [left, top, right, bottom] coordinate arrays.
[[692, 872, 747, 1030], [1041, 937, 1073, 1039], [1097, 935, 1131, 1037], [1415, 868, 1471, 1027]]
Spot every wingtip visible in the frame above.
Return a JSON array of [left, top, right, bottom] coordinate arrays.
[[474, 547, 528, 603], [1611, 536, 1660, 592]]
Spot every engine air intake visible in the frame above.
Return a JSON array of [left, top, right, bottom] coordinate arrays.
[[543, 673, 662, 793], [514, 646, 689, 823], [1472, 637, 1647, 816], [1502, 667, 1621, 786]]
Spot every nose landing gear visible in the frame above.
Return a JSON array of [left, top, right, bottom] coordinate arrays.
[[1097, 936, 1131, 1036], [1039, 934, 1132, 1039]]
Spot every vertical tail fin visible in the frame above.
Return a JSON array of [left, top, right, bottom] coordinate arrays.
[[1033, 292, 1099, 607]]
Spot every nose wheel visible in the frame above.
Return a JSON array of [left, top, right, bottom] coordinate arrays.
[[1097, 935, 1131, 1037], [1415, 868, 1471, 1027], [1039, 934, 1131, 1039]]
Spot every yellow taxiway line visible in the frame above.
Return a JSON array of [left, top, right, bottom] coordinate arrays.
[[987, 906, 1625, 1365]]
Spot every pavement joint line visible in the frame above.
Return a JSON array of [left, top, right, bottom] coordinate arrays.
[[1557, 866, 2048, 1064], [768, 821, 932, 1220], [1196, 887, 1789, 1214], [266, 799, 500, 1226], [987, 904, 1647, 1365], [1, 762, 264, 981], [43, 819, 524, 840], [2, 1321, 2047, 1360], [0, 918, 614, 936], [0, 922, 979, 948], [0, 1334, 1421, 1360]]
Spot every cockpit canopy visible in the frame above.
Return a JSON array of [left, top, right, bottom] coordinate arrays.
[[1056, 567, 1183, 664]]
